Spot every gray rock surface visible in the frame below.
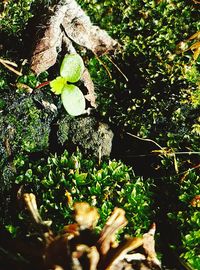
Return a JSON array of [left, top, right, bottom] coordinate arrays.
[[0, 92, 57, 223], [58, 115, 114, 158]]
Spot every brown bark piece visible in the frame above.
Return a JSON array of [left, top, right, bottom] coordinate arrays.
[[31, 2, 69, 74], [31, 0, 118, 74], [30, 0, 118, 108], [62, 0, 118, 55]]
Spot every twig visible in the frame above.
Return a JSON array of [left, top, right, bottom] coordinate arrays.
[[0, 58, 18, 67], [35, 81, 50, 89], [165, 151, 200, 156], [0, 58, 22, 76], [94, 53, 112, 79], [180, 163, 200, 182], [123, 151, 200, 158], [126, 132, 164, 150], [192, 0, 200, 4], [126, 132, 200, 175], [106, 55, 128, 82]]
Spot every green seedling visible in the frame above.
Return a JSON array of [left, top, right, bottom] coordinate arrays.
[[50, 54, 85, 116]]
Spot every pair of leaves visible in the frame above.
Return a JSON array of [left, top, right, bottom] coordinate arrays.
[[50, 54, 85, 116]]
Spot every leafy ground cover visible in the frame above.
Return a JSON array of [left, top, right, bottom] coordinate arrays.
[[0, 0, 200, 269], [167, 171, 200, 270], [3, 150, 155, 268], [13, 150, 154, 235], [76, 1, 200, 266]]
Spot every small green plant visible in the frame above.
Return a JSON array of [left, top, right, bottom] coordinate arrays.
[[167, 171, 200, 269], [12, 150, 154, 235], [50, 54, 85, 116], [0, 0, 34, 36]]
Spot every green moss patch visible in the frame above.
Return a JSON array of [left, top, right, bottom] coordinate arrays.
[[12, 150, 154, 236]]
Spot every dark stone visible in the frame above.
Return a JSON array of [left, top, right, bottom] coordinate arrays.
[[57, 115, 114, 158], [0, 91, 57, 223]]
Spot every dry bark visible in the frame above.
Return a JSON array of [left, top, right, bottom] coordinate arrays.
[[30, 0, 118, 108], [31, 0, 118, 74]]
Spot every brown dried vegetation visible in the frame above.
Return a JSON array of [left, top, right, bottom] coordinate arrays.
[[22, 193, 161, 270]]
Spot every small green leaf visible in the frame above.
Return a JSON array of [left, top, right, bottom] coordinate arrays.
[[60, 54, 84, 83], [75, 173, 88, 185], [5, 225, 18, 237], [61, 84, 85, 116], [50, 76, 66, 95]]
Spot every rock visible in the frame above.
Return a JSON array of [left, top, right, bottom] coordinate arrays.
[[2, 96, 56, 153], [58, 115, 114, 158], [0, 91, 57, 224]]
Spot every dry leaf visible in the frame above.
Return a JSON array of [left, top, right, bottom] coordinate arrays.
[[98, 208, 128, 255], [23, 193, 44, 225], [81, 68, 96, 108], [180, 31, 200, 60], [31, 0, 118, 74], [22, 194, 161, 270], [191, 43, 200, 60], [190, 195, 200, 207], [72, 244, 100, 270], [74, 202, 100, 230], [105, 237, 144, 269], [30, 0, 118, 108], [142, 223, 161, 268], [188, 30, 200, 40], [31, 2, 68, 74]]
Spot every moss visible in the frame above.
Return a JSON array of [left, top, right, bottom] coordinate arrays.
[[0, 1, 199, 267], [11, 150, 154, 236], [0, 0, 36, 37], [0, 82, 57, 223], [2, 96, 51, 152], [0, 92, 57, 158], [79, 0, 200, 151], [167, 171, 200, 269]]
